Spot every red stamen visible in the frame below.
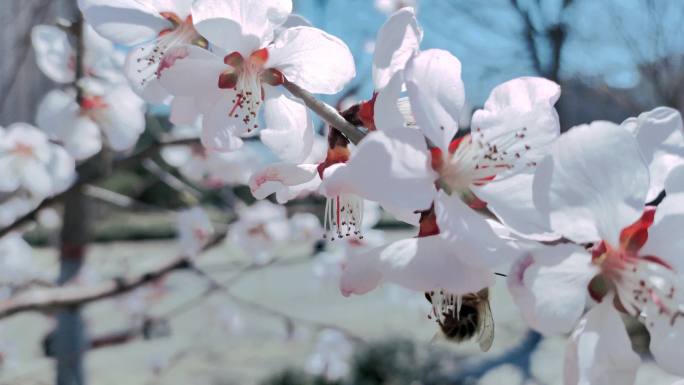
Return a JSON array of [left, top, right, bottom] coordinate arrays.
[[158, 28, 174, 37], [472, 175, 496, 186], [218, 71, 238, 89], [430, 147, 443, 172], [336, 196, 341, 230], [619, 206, 656, 252], [468, 195, 488, 210], [81, 96, 108, 110], [448, 136, 467, 154], [250, 48, 269, 66], [229, 94, 244, 116], [417, 207, 440, 237], [224, 52, 244, 67], [159, 12, 183, 26], [317, 146, 351, 178], [358, 93, 377, 131], [640, 255, 675, 270]]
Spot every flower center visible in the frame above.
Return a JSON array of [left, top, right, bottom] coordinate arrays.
[[435, 125, 535, 193], [218, 49, 284, 134], [11, 142, 34, 158], [81, 95, 108, 111], [247, 223, 270, 240], [592, 208, 683, 328], [598, 247, 683, 328], [79, 95, 110, 128], [139, 14, 204, 89]]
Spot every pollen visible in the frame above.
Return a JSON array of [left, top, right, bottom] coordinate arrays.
[[323, 194, 364, 241], [218, 49, 273, 134], [440, 126, 535, 193], [132, 16, 202, 90]]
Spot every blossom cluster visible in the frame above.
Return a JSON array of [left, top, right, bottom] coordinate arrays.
[[0, 0, 681, 383]]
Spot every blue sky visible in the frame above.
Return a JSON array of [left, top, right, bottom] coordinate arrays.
[[292, 0, 684, 106]]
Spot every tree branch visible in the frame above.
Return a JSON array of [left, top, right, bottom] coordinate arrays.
[[190, 265, 365, 343], [509, 0, 543, 76], [0, 230, 226, 320], [282, 79, 367, 145]]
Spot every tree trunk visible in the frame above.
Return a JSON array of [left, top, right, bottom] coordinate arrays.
[[55, 188, 92, 385]]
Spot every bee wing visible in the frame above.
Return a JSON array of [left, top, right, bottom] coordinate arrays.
[[476, 299, 495, 352]]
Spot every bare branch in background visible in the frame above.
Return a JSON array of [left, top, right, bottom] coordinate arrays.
[[0, 230, 227, 320], [190, 265, 366, 343], [509, 0, 543, 76]]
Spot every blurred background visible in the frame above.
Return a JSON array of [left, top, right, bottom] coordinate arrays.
[[0, 0, 683, 384]]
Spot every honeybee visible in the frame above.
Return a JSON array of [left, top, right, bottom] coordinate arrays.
[[425, 288, 495, 352]]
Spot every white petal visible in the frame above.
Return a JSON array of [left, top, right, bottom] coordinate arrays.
[[647, 316, 684, 376], [508, 244, 597, 335], [320, 128, 437, 212], [99, 86, 146, 151], [249, 163, 319, 203], [275, 13, 311, 35], [533, 121, 649, 246], [36, 89, 80, 140], [191, 0, 291, 52], [483, 76, 560, 113], [20, 159, 53, 197], [78, 0, 171, 45], [160, 145, 192, 167], [564, 297, 640, 385], [177, 206, 213, 256], [273, 173, 321, 203], [665, 164, 684, 194], [473, 171, 559, 241], [260, 86, 313, 162], [200, 95, 246, 151], [47, 146, 76, 194], [267, 26, 355, 95], [157, 45, 225, 99], [471, 76, 561, 165], [374, 71, 406, 131], [169, 96, 201, 125], [31, 25, 75, 83], [0, 158, 21, 193], [372, 7, 422, 90], [123, 41, 171, 104], [63, 117, 103, 160], [623, 107, 684, 201], [380, 202, 420, 226], [36, 90, 102, 161], [147, 0, 193, 16], [340, 235, 495, 297], [404, 49, 465, 151], [640, 192, 684, 273], [435, 191, 518, 269]]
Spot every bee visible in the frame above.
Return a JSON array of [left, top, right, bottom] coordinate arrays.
[[425, 288, 495, 352]]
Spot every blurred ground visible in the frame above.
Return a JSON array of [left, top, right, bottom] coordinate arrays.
[[0, 232, 680, 385]]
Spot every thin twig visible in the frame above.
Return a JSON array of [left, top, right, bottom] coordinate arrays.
[[0, 230, 227, 319], [282, 78, 366, 145], [190, 265, 365, 343]]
